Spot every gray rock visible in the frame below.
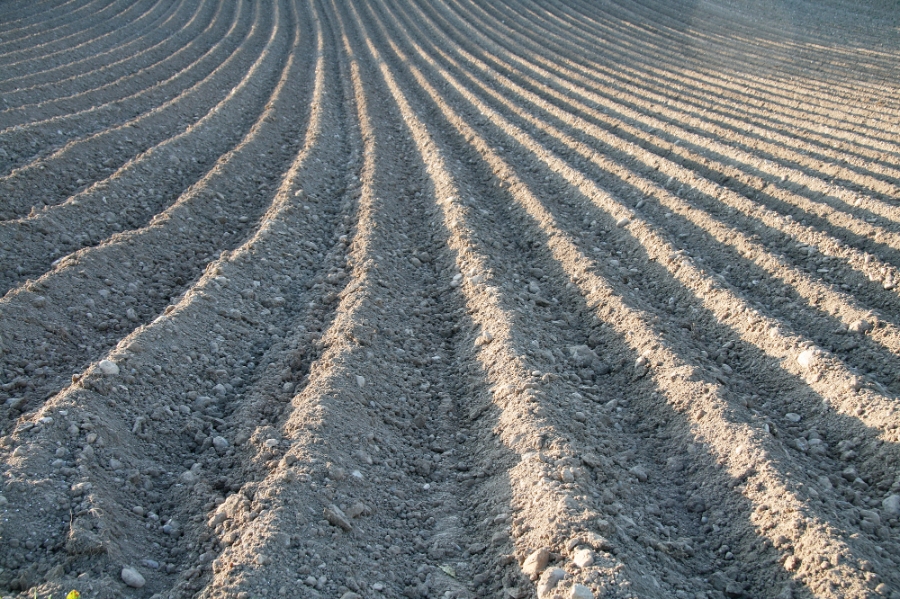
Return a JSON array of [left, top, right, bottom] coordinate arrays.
[[848, 320, 871, 334], [629, 465, 648, 482], [324, 504, 352, 531], [121, 566, 145, 588], [882, 495, 900, 517], [784, 413, 801, 423], [98, 359, 119, 375], [212, 436, 229, 453]]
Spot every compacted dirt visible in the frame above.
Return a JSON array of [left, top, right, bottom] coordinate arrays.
[[1, 0, 899, 598]]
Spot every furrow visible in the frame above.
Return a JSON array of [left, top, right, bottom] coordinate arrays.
[[560, 0, 900, 123], [0, 0, 310, 426], [0, 0, 118, 55], [0, 0, 161, 72], [0, 0, 204, 112], [0, 0, 270, 216], [458, 0, 900, 170], [0, 0, 246, 174], [0, 0, 88, 34], [364, 1, 900, 594], [388, 0, 900, 430], [0, 2, 359, 596], [449, 0, 900, 220], [0, 0, 287, 295]]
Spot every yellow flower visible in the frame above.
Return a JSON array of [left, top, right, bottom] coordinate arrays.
[[66, 591, 81, 599]]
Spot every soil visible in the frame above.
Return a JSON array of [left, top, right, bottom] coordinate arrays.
[[0, 0, 899, 598]]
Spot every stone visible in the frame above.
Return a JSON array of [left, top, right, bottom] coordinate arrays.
[[521, 547, 550, 579], [340, 594, 362, 599], [121, 567, 145, 588], [180, 469, 199, 484], [356, 375, 366, 388], [98, 359, 119, 375], [615, 217, 630, 227], [784, 413, 801, 423], [796, 350, 816, 369], [345, 501, 370, 518], [570, 584, 593, 599], [569, 345, 598, 368], [573, 547, 595, 568], [848, 319, 871, 335], [324, 504, 352, 531], [882, 495, 900, 517], [628, 465, 648, 482], [213, 436, 229, 453], [536, 568, 565, 597]]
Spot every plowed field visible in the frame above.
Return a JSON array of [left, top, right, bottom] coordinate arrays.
[[1, 0, 899, 598]]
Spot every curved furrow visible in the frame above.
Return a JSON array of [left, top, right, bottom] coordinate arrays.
[[0, 2, 897, 599], [0, 3, 357, 596], [0, 0, 271, 219], [387, 0, 900, 383], [195, 4, 494, 597], [0, 0, 286, 295], [0, 0, 86, 33], [462, 0, 900, 170], [498, 0, 900, 211], [421, 0, 900, 314], [542, 0, 900, 147], [364, 1, 900, 595], [0, 0, 202, 111], [0, 0, 161, 72], [446, 0, 900, 212], [0, 0, 115, 54], [563, 0, 899, 113], [0, 0, 307, 429], [385, 0, 900, 470], [0, 0, 247, 175], [621, 0, 900, 90]]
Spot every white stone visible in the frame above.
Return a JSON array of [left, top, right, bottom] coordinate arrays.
[[522, 547, 550, 579], [573, 547, 595, 568], [796, 350, 816, 369], [570, 584, 593, 599], [98, 359, 119, 375]]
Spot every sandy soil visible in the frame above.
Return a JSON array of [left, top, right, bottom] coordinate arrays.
[[0, 0, 899, 598]]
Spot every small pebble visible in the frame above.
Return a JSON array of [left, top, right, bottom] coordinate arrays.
[[573, 547, 595, 568], [796, 350, 816, 369], [356, 375, 366, 388], [212, 436, 229, 452], [615, 217, 630, 227], [784, 413, 801, 423], [121, 566, 145, 588], [324, 504, 353, 531], [882, 495, 900, 517], [98, 359, 119, 375], [522, 547, 550, 579], [628, 465, 648, 482], [571, 584, 594, 599], [848, 319, 871, 334]]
